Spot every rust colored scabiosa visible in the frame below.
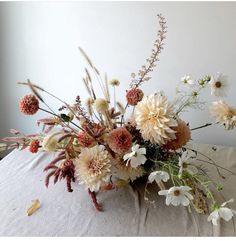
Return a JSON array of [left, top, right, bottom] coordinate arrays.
[[126, 88, 144, 106], [108, 127, 132, 154], [29, 140, 40, 153], [164, 120, 191, 150], [77, 131, 95, 147], [19, 95, 39, 115]]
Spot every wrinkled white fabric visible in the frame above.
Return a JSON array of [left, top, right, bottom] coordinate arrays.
[[0, 142, 236, 236]]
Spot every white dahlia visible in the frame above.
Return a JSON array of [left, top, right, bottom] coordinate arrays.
[[210, 100, 236, 130], [75, 145, 111, 192], [135, 92, 177, 144]]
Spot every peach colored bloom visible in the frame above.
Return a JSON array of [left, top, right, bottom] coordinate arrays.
[[126, 88, 144, 106], [164, 120, 191, 150], [108, 127, 132, 154], [77, 131, 95, 147]]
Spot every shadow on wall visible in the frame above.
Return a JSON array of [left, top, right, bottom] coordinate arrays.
[[0, 4, 10, 157]]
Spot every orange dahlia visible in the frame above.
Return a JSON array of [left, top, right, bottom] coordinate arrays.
[[19, 95, 39, 115], [164, 120, 191, 150], [126, 88, 144, 106], [108, 127, 132, 154]]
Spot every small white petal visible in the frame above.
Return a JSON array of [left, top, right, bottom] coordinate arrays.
[[219, 208, 234, 222], [222, 198, 234, 207], [171, 197, 181, 206], [180, 186, 192, 192], [158, 190, 168, 196], [136, 147, 146, 155], [148, 171, 158, 183], [132, 144, 140, 152], [184, 191, 194, 200], [181, 196, 190, 206], [208, 210, 220, 226], [166, 195, 173, 206]]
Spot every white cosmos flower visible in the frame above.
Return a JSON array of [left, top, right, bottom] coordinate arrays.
[[208, 199, 236, 226], [123, 144, 147, 168], [181, 75, 195, 86], [148, 171, 170, 183], [178, 151, 198, 175], [209, 73, 228, 97], [158, 186, 193, 206]]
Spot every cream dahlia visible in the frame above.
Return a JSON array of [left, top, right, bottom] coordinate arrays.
[[75, 145, 111, 192], [112, 159, 144, 181], [135, 92, 177, 145], [210, 100, 236, 130]]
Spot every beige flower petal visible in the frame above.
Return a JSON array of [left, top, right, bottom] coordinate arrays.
[[27, 199, 41, 216]]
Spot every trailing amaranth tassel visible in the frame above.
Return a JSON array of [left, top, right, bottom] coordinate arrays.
[[88, 189, 103, 211]]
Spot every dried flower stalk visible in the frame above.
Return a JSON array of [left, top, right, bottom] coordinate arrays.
[[130, 14, 167, 88]]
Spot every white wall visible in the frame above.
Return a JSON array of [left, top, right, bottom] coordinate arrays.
[[0, 1, 235, 147]]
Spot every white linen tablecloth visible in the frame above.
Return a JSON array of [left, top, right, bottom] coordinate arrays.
[[0, 142, 236, 236]]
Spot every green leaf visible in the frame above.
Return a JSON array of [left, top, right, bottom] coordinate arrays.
[[60, 114, 71, 122]]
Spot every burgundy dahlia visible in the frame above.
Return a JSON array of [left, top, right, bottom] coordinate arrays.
[[19, 95, 39, 115]]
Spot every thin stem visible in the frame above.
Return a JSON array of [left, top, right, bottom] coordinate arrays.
[[185, 146, 227, 179], [39, 107, 82, 131], [191, 123, 213, 131], [195, 158, 236, 176]]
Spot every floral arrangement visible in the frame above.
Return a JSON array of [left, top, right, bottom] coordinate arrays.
[[1, 14, 236, 226]]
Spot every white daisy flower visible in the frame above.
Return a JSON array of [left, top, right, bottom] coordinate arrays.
[[158, 186, 193, 206], [148, 171, 170, 183], [178, 151, 198, 175], [123, 144, 147, 168], [181, 75, 195, 86], [209, 73, 228, 97], [208, 199, 236, 226]]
